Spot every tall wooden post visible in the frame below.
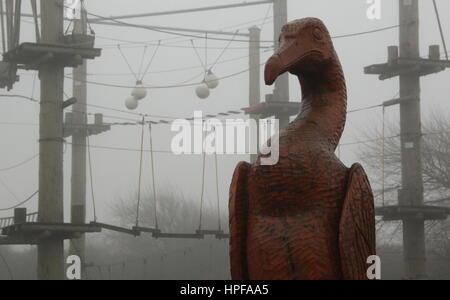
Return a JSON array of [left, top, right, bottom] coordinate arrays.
[[398, 0, 426, 279], [38, 0, 65, 280], [69, 6, 88, 277]]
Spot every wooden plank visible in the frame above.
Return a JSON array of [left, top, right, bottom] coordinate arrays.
[[91, 222, 139, 236], [153, 232, 204, 239], [133, 226, 159, 234], [397, 57, 450, 68], [215, 233, 230, 239], [3, 42, 102, 70]]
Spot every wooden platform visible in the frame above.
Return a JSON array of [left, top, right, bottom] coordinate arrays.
[[1, 222, 102, 241], [63, 123, 111, 138], [64, 113, 111, 138], [3, 42, 102, 70], [243, 101, 300, 118], [364, 57, 450, 80], [376, 205, 450, 221]]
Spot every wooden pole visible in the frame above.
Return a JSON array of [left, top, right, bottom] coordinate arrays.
[[398, 0, 426, 279], [37, 0, 65, 280], [69, 4, 88, 278]]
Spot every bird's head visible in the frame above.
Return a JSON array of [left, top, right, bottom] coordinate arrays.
[[265, 18, 335, 85]]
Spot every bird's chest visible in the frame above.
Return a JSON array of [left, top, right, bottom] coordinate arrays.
[[248, 149, 348, 217]]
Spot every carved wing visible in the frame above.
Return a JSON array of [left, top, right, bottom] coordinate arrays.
[[229, 161, 251, 280], [339, 163, 376, 280]]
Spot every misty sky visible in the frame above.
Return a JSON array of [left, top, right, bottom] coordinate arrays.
[[0, 0, 449, 230]]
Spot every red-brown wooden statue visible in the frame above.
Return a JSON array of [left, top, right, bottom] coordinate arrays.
[[229, 18, 376, 280]]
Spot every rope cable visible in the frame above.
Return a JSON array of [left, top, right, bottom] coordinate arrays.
[[0, 190, 38, 212], [210, 30, 239, 71], [381, 106, 386, 207], [30, 0, 40, 43], [140, 40, 161, 81], [198, 120, 206, 230], [0, 153, 38, 171], [213, 127, 222, 231], [0, 176, 19, 202], [432, 0, 449, 60], [0, 250, 13, 280], [135, 116, 146, 227], [190, 39, 207, 71], [148, 123, 158, 229], [137, 45, 148, 80], [117, 45, 139, 81], [205, 33, 208, 72], [0, 0, 6, 53], [86, 131, 97, 222]]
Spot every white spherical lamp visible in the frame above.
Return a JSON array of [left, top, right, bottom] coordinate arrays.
[[195, 83, 210, 99], [204, 70, 219, 89], [125, 96, 139, 110], [131, 81, 147, 100]]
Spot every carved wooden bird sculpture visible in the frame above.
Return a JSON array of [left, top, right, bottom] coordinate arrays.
[[229, 18, 376, 280]]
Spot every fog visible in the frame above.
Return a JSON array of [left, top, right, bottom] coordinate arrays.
[[0, 0, 449, 280]]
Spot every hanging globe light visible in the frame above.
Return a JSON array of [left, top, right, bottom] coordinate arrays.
[[131, 80, 148, 101], [195, 83, 210, 99], [125, 96, 139, 110], [204, 70, 219, 89]]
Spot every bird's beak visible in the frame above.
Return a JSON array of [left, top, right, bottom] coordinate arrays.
[[265, 34, 323, 86], [264, 54, 285, 86]]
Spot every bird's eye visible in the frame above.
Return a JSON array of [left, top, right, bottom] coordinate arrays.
[[313, 28, 323, 40]]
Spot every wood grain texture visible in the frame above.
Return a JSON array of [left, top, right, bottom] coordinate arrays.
[[339, 164, 376, 280], [229, 18, 376, 280]]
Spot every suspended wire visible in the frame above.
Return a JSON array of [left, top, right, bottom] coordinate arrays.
[[205, 33, 208, 72], [0, 154, 38, 172], [83, 49, 272, 76], [117, 44, 139, 81], [0, 94, 38, 102], [198, 121, 206, 231], [148, 123, 158, 229], [0, 0, 6, 53], [347, 104, 382, 113], [210, 30, 239, 71], [0, 251, 13, 280], [213, 128, 222, 231], [82, 3, 401, 44], [135, 116, 146, 227], [95, 35, 272, 50], [381, 106, 386, 207], [190, 39, 207, 71], [332, 25, 399, 40], [259, 5, 272, 30], [432, 0, 449, 60], [0, 176, 20, 202], [140, 41, 161, 82], [137, 45, 148, 80], [0, 190, 38, 212], [83, 9, 273, 44], [64, 62, 265, 89], [86, 132, 97, 222]]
